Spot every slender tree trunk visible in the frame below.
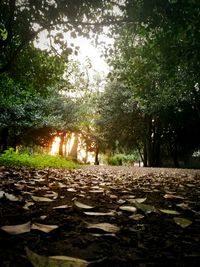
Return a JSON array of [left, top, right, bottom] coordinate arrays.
[[0, 128, 9, 153], [94, 144, 99, 165], [69, 133, 78, 160], [59, 132, 66, 156], [143, 139, 148, 167], [146, 116, 153, 167]]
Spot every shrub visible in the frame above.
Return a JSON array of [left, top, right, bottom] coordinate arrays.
[[107, 152, 140, 166], [0, 149, 78, 169]]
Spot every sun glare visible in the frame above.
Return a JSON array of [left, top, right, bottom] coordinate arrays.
[[51, 136, 60, 155], [34, 29, 112, 75], [50, 134, 95, 163]]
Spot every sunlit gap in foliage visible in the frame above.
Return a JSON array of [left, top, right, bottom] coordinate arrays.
[[51, 133, 95, 164]]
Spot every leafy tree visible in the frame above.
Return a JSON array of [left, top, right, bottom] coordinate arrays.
[[0, 44, 79, 152], [0, 0, 126, 74], [103, 0, 200, 167], [97, 80, 144, 157]]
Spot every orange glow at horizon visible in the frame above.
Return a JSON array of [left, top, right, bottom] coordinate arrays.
[[51, 136, 60, 155], [50, 134, 95, 163]]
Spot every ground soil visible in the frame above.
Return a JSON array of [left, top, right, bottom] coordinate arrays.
[[0, 165, 200, 267]]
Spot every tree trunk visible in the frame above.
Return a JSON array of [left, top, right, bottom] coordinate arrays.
[[94, 144, 99, 165], [143, 139, 148, 167], [59, 132, 66, 156], [146, 116, 153, 167], [172, 141, 180, 168], [69, 133, 78, 160]]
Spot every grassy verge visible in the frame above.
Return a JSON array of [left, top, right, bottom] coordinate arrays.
[[0, 149, 78, 169]]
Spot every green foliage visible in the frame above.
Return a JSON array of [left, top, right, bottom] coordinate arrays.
[[107, 153, 140, 166], [0, 149, 78, 169], [0, 0, 122, 74], [0, 47, 80, 150], [103, 0, 200, 167]]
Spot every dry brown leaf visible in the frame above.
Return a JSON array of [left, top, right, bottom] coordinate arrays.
[[119, 206, 137, 213], [26, 247, 90, 267], [31, 195, 54, 202], [53, 204, 71, 209], [31, 223, 58, 233], [84, 211, 116, 216], [74, 200, 94, 209], [86, 222, 120, 233], [164, 194, 184, 200], [159, 209, 180, 215], [1, 221, 31, 234]]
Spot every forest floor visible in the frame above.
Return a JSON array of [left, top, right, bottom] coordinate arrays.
[[0, 165, 200, 267]]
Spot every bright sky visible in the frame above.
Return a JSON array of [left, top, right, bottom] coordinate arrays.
[[35, 30, 112, 76]]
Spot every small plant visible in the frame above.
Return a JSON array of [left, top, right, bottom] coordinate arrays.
[[0, 149, 78, 169], [107, 152, 140, 166]]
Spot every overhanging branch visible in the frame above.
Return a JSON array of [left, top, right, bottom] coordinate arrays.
[[0, 17, 135, 74]]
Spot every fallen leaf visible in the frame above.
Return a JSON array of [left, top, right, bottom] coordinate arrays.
[[135, 202, 157, 214], [1, 221, 31, 234], [40, 215, 47, 220], [31, 195, 54, 202], [164, 194, 184, 200], [31, 223, 58, 233], [86, 222, 120, 233], [128, 197, 147, 204], [23, 201, 34, 210], [91, 233, 115, 237], [129, 214, 145, 221], [58, 182, 67, 188], [4, 192, 21, 201], [53, 204, 71, 209], [119, 206, 137, 213], [160, 209, 180, 215], [176, 202, 190, 210], [43, 191, 58, 199], [89, 189, 104, 193], [173, 217, 192, 228], [84, 211, 116, 216], [109, 194, 118, 199], [117, 199, 126, 204], [0, 190, 5, 199], [74, 200, 94, 209], [67, 188, 77, 192], [186, 184, 195, 188], [123, 195, 135, 199], [26, 247, 90, 267]]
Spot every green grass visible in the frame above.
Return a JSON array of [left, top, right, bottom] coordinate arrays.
[[0, 148, 78, 169]]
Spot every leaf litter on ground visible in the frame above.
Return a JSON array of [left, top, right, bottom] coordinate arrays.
[[0, 166, 200, 266]]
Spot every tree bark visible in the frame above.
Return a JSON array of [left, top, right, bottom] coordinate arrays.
[[0, 128, 9, 153], [94, 144, 99, 165], [59, 132, 66, 156], [69, 133, 78, 160]]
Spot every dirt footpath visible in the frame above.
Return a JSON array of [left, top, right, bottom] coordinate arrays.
[[0, 165, 200, 266]]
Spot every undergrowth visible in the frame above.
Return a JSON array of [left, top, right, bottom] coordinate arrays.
[[0, 148, 78, 169], [107, 153, 140, 166]]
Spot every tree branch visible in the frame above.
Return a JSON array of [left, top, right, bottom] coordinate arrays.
[[0, 17, 135, 74]]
